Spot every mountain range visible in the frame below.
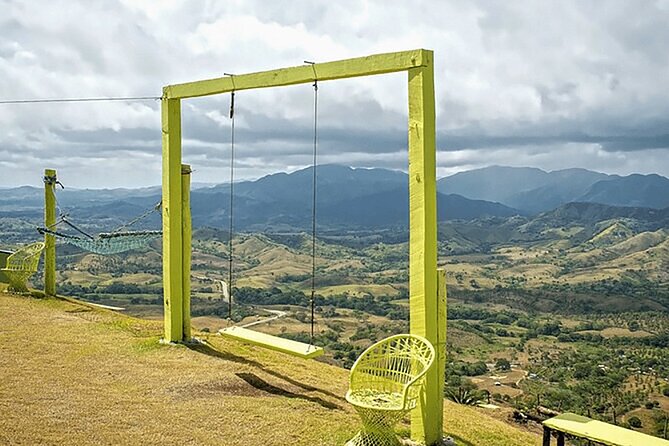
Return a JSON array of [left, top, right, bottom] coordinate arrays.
[[1, 165, 669, 232], [438, 166, 669, 213]]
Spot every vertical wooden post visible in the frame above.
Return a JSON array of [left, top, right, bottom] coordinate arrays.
[[44, 168, 57, 296], [543, 426, 552, 446], [556, 432, 565, 446], [408, 49, 442, 445], [181, 164, 192, 341], [162, 96, 184, 342], [436, 269, 447, 427]]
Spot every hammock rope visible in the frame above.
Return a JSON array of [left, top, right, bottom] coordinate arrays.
[[38, 175, 162, 255], [37, 227, 161, 255]]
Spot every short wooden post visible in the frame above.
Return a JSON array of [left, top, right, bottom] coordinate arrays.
[[43, 169, 57, 296], [181, 164, 192, 340], [542, 426, 552, 446], [557, 432, 565, 446]]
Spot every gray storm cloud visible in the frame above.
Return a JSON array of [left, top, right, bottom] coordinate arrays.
[[0, 0, 668, 187]]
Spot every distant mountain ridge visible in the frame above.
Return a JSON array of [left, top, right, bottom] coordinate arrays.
[[0, 165, 519, 231], [438, 165, 669, 213], [191, 165, 520, 229]]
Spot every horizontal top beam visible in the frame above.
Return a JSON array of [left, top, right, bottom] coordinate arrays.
[[164, 49, 431, 99]]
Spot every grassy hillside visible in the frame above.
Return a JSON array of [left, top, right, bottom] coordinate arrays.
[[0, 290, 541, 446]]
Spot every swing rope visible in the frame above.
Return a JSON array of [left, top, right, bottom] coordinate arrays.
[[223, 70, 319, 346], [309, 77, 318, 345], [228, 86, 236, 320]]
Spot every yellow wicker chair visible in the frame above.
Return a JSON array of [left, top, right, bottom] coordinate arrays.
[[345, 334, 435, 446], [1, 242, 45, 294]]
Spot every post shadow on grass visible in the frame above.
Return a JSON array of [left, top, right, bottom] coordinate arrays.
[[236, 372, 342, 410], [260, 367, 347, 402], [186, 341, 264, 368], [186, 341, 347, 403]]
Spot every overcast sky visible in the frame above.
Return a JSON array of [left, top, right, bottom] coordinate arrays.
[[1, 0, 668, 188]]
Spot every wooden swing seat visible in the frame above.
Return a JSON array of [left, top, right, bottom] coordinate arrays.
[[542, 412, 669, 446], [219, 326, 324, 359]]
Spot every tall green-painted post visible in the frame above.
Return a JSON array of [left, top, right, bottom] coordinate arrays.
[[162, 97, 184, 342], [44, 169, 57, 296], [407, 51, 445, 445], [181, 164, 192, 341]]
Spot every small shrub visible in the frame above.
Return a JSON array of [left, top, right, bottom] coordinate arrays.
[[495, 358, 511, 371], [628, 416, 642, 428]]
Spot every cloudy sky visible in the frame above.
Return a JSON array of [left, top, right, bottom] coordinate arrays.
[[1, 0, 668, 188]]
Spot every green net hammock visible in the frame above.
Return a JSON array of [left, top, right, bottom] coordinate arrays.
[[37, 200, 162, 255], [38, 228, 161, 255]]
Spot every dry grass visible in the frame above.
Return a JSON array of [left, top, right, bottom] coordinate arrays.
[[318, 283, 399, 297], [442, 401, 541, 446], [599, 327, 654, 338], [0, 291, 540, 445]]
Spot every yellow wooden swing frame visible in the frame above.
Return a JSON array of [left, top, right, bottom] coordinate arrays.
[[161, 49, 446, 445]]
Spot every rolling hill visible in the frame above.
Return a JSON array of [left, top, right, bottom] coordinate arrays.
[[525, 202, 669, 232]]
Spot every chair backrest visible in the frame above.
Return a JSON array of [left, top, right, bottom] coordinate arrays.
[[349, 334, 435, 409], [5, 242, 45, 272]]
